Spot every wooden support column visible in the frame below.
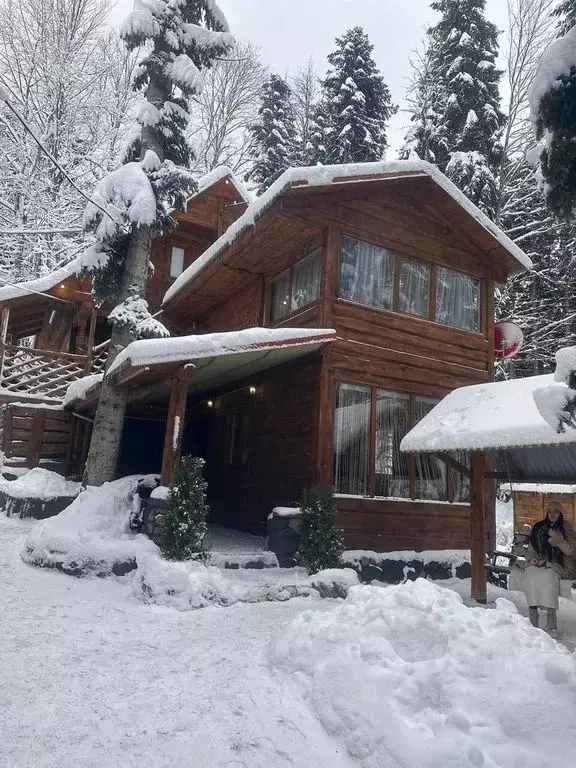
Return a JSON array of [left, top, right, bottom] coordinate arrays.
[[0, 306, 9, 382], [319, 225, 340, 327], [83, 309, 98, 373], [160, 366, 194, 486], [471, 452, 488, 603]]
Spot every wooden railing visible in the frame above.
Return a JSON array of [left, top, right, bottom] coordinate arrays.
[[0, 344, 88, 400], [89, 340, 110, 375]]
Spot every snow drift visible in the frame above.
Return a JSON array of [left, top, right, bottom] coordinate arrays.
[[21, 476, 159, 576], [273, 579, 576, 768]]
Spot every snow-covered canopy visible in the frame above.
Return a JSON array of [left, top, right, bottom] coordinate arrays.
[[163, 160, 532, 308], [192, 165, 250, 203], [0, 252, 85, 302], [107, 327, 336, 379], [401, 374, 576, 453]]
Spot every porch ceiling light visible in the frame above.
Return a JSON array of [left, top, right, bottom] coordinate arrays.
[[249, 386, 256, 395], [207, 400, 214, 408]]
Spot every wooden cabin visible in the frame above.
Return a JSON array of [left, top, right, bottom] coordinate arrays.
[[510, 484, 576, 532], [0, 161, 531, 552]]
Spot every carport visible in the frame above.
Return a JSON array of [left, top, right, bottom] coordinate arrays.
[[401, 373, 576, 603]]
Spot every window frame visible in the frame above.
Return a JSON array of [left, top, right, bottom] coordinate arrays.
[[333, 380, 469, 503], [170, 246, 185, 278], [265, 247, 322, 324], [338, 234, 482, 334]]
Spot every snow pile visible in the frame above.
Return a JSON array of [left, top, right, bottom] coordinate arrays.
[[84, 162, 157, 240], [107, 326, 336, 377], [21, 476, 159, 575], [134, 555, 358, 610], [164, 159, 531, 306], [63, 373, 103, 408], [0, 468, 80, 500], [273, 579, 576, 768]]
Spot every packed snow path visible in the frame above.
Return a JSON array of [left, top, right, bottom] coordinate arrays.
[[0, 516, 356, 768]]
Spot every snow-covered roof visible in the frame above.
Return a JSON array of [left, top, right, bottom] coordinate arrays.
[[191, 165, 251, 203], [0, 253, 84, 302], [163, 160, 532, 307], [401, 374, 576, 453], [107, 327, 336, 378], [508, 483, 576, 495]]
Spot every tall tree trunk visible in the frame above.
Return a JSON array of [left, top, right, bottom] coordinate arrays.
[[83, 63, 170, 486]]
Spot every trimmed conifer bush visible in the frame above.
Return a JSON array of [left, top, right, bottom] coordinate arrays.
[[298, 487, 344, 574], [161, 456, 209, 561]]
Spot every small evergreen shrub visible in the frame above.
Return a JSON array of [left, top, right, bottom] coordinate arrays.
[[298, 486, 344, 574], [161, 456, 209, 561]]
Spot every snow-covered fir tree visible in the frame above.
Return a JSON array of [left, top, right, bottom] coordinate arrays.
[[163, 456, 210, 561], [302, 104, 330, 166], [553, 0, 576, 35], [530, 25, 576, 219], [319, 26, 394, 165], [82, 0, 233, 485], [404, 0, 505, 217], [247, 74, 296, 195]]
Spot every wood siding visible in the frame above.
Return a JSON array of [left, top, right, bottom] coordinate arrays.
[[336, 496, 471, 551], [2, 405, 74, 469]]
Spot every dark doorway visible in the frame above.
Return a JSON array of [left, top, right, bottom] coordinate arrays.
[[117, 417, 165, 477]]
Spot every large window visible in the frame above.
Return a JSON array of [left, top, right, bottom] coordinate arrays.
[[333, 382, 469, 502], [436, 267, 480, 332], [339, 236, 481, 332], [267, 248, 321, 322]]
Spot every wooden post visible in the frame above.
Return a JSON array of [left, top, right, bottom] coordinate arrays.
[[319, 226, 340, 327], [83, 309, 97, 373], [471, 452, 488, 603], [0, 306, 9, 384], [160, 367, 194, 486]]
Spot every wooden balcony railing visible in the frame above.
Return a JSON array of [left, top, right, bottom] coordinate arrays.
[[0, 344, 89, 400]]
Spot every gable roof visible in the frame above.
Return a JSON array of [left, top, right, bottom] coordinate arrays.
[[190, 166, 251, 205], [0, 253, 84, 303], [163, 160, 532, 310]]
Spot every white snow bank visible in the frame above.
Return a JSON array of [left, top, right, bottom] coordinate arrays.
[[21, 476, 159, 573], [273, 579, 576, 768], [107, 327, 336, 377], [134, 557, 358, 611], [401, 373, 576, 452], [0, 468, 80, 500], [164, 159, 531, 306], [63, 373, 103, 408]]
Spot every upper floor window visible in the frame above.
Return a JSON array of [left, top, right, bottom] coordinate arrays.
[[436, 267, 480, 332], [267, 248, 321, 323], [339, 236, 481, 333], [340, 236, 393, 310], [170, 246, 185, 278]]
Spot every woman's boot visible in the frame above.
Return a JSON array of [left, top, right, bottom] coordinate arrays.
[[529, 606, 539, 627], [546, 608, 559, 638]]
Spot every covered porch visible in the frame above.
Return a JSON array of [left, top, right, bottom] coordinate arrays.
[[401, 373, 576, 602], [70, 327, 336, 533]]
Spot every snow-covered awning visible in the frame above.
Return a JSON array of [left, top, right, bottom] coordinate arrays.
[[0, 253, 84, 303], [401, 374, 576, 453], [401, 374, 576, 484], [97, 327, 336, 397], [163, 159, 532, 309]]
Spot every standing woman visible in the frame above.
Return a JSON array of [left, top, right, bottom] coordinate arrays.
[[522, 501, 576, 636]]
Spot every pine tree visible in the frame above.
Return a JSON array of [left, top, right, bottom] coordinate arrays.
[[302, 104, 330, 165], [553, 0, 576, 35], [320, 26, 395, 165], [530, 24, 576, 219], [404, 1, 505, 217], [162, 456, 210, 561], [82, 0, 233, 485], [247, 74, 296, 195], [298, 487, 344, 574]]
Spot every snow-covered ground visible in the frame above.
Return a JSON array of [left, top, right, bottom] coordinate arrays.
[[0, 515, 356, 768]]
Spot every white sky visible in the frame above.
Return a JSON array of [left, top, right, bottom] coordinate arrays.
[[109, 0, 511, 153]]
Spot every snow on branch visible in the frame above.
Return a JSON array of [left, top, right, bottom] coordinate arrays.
[[529, 26, 576, 128], [109, 292, 170, 339], [169, 55, 204, 95], [84, 162, 156, 240]]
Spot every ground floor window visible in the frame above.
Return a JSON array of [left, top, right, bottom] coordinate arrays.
[[333, 382, 470, 502]]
